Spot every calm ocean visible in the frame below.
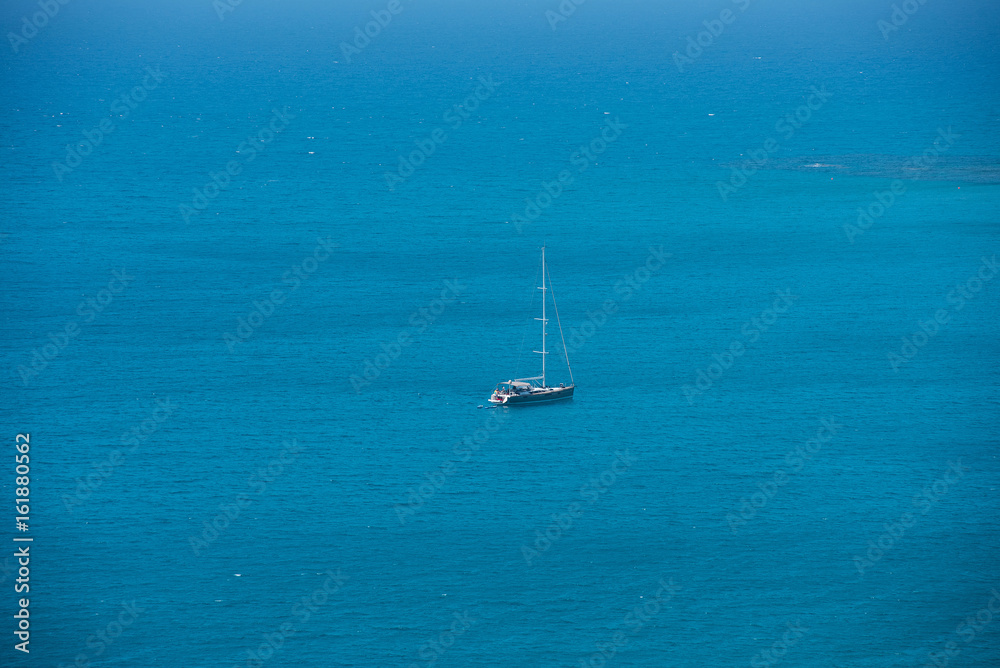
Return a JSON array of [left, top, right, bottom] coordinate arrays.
[[2, 0, 998, 666]]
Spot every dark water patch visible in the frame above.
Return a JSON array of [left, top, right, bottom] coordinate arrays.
[[761, 154, 1000, 184]]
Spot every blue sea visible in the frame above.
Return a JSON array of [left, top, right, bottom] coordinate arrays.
[[2, 0, 999, 666]]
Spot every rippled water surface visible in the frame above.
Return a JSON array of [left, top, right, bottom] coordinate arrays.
[[2, 1, 998, 666]]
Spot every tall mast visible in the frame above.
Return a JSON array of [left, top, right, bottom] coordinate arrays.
[[542, 246, 546, 387], [534, 246, 548, 387]]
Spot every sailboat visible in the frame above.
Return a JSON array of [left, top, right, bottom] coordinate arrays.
[[489, 247, 575, 406]]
